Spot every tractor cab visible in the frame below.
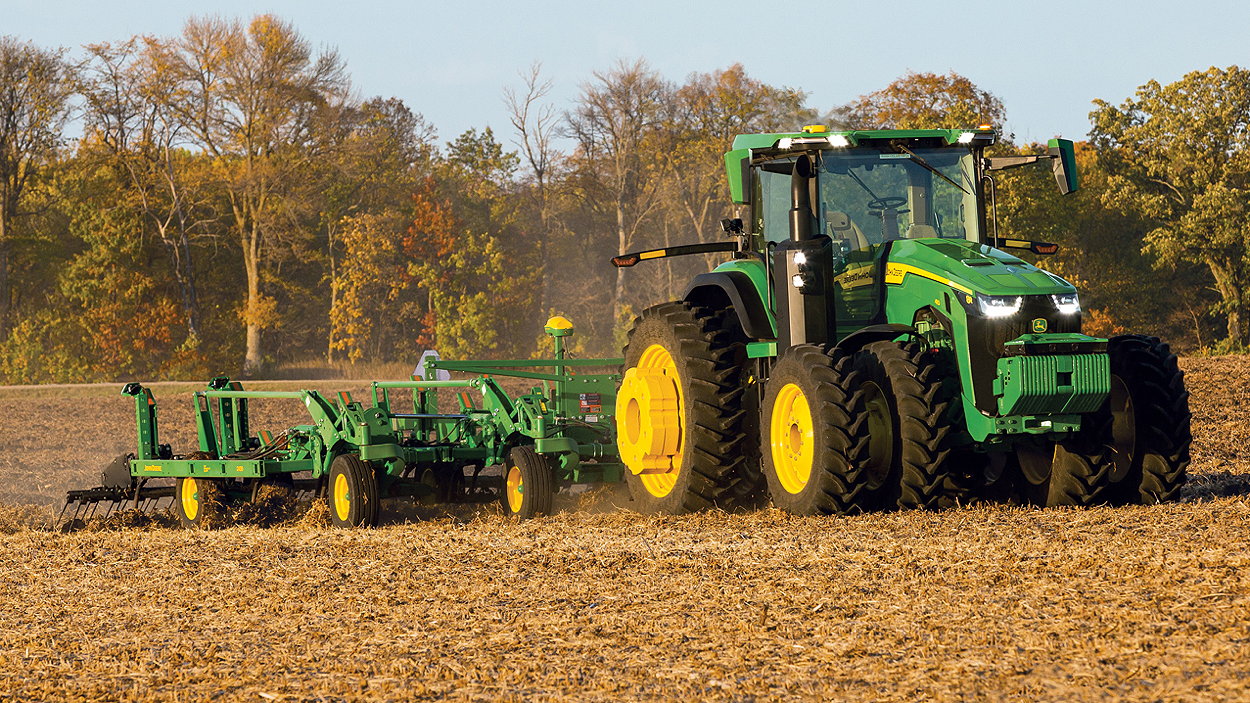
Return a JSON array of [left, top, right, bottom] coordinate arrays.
[[749, 130, 986, 249]]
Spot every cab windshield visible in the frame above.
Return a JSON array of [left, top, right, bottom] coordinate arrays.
[[817, 146, 981, 248]]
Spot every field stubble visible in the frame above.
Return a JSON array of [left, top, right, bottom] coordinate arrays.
[[0, 358, 1248, 701]]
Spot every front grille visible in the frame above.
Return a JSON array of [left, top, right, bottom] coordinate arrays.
[[966, 297, 1082, 414]]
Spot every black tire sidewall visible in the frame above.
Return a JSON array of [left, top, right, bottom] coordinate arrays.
[[620, 302, 751, 514], [328, 454, 378, 528], [501, 446, 555, 519], [175, 476, 223, 529], [760, 345, 863, 515]]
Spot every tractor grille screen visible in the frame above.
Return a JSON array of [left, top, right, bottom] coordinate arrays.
[[966, 296, 1081, 414]]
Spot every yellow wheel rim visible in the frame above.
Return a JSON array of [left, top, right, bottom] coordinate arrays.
[[506, 465, 524, 514], [615, 343, 685, 498], [333, 472, 351, 522], [180, 478, 199, 521], [770, 383, 814, 494]]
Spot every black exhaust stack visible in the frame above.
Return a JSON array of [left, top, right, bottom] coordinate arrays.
[[772, 154, 835, 355]]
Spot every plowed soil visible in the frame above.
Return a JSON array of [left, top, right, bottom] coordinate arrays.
[[0, 357, 1248, 702]]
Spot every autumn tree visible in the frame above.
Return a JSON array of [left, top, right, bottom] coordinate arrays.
[[81, 38, 213, 344], [156, 15, 349, 372], [329, 210, 419, 362], [566, 60, 671, 329], [663, 65, 810, 259], [323, 96, 435, 361], [423, 128, 539, 357], [840, 71, 1006, 130], [1090, 66, 1250, 347], [505, 63, 562, 315], [0, 37, 75, 339]]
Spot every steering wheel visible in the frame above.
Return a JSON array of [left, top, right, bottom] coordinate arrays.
[[867, 196, 908, 211]]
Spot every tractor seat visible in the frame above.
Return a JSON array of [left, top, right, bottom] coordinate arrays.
[[826, 211, 869, 252], [908, 224, 938, 239]]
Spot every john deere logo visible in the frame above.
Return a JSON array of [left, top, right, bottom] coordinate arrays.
[[1031, 318, 1048, 333]]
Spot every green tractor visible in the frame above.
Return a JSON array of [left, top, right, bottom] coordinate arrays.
[[613, 125, 1190, 514]]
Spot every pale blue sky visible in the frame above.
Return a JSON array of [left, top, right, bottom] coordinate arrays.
[[5, 0, 1246, 148]]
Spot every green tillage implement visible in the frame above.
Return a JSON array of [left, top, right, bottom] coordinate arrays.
[[60, 318, 624, 528]]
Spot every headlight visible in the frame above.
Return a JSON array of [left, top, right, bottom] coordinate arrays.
[[976, 294, 1023, 318], [1051, 293, 1081, 315]]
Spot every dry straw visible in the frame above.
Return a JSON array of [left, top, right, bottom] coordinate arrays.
[[0, 358, 1247, 701]]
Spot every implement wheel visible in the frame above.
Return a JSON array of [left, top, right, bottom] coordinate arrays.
[[174, 476, 225, 529], [616, 301, 758, 514], [761, 345, 870, 515], [501, 447, 555, 519], [851, 340, 971, 510], [328, 454, 379, 528]]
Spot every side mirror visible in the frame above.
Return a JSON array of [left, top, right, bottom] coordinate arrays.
[[1047, 138, 1078, 195]]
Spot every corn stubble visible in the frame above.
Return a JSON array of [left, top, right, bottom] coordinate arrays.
[[0, 358, 1248, 701]]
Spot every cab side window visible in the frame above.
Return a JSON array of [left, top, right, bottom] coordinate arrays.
[[754, 160, 795, 244]]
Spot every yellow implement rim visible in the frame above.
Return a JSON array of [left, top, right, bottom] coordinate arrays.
[[180, 478, 199, 521], [637, 344, 683, 498], [333, 472, 351, 522], [506, 464, 524, 514], [770, 383, 814, 494]]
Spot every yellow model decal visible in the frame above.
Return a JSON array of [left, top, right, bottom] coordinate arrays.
[[884, 263, 974, 295], [143, 464, 162, 472]]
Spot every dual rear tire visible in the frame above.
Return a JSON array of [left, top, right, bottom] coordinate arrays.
[[760, 340, 970, 514], [616, 302, 762, 514]]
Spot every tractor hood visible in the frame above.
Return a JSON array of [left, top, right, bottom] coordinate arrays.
[[885, 238, 1075, 299]]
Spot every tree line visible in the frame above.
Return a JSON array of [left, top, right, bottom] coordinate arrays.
[[0, 15, 1243, 383]]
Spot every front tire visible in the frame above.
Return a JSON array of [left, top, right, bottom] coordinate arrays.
[[1014, 438, 1112, 507], [616, 301, 758, 514], [761, 345, 871, 515]]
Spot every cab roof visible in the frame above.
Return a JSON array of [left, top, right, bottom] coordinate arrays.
[[729, 126, 996, 152]]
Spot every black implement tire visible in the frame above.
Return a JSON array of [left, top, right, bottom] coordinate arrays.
[[328, 454, 379, 528], [617, 301, 761, 514], [174, 476, 226, 529], [852, 340, 971, 510], [761, 345, 871, 515], [501, 447, 555, 519], [1102, 335, 1191, 504]]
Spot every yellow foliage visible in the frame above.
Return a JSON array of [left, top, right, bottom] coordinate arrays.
[[238, 294, 278, 328]]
